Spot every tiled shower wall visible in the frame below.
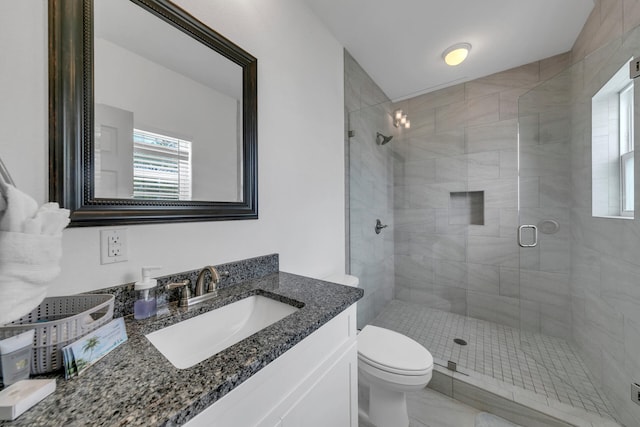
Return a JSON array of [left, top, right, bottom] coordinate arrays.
[[344, 51, 395, 328], [391, 54, 572, 336], [568, 1, 640, 425]]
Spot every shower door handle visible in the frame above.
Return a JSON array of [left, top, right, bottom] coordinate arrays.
[[518, 225, 538, 247]]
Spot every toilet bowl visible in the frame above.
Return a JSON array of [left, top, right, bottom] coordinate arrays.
[[323, 274, 433, 427], [358, 325, 433, 427]]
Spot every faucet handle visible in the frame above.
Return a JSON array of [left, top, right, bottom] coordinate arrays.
[[210, 270, 230, 291], [166, 279, 191, 307]]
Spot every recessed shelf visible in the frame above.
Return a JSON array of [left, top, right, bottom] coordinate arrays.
[[449, 191, 484, 225]]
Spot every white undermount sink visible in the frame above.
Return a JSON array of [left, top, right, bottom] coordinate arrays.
[[146, 295, 299, 369]]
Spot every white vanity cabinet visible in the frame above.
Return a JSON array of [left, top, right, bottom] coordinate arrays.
[[184, 304, 358, 427]]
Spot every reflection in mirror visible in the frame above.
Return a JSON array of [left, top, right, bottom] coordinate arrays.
[[94, 0, 242, 202]]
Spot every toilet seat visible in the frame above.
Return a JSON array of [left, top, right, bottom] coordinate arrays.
[[358, 325, 433, 376]]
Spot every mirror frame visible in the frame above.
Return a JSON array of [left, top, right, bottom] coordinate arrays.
[[49, 0, 258, 226]]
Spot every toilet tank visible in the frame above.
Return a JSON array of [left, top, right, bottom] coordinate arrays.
[[323, 274, 359, 288]]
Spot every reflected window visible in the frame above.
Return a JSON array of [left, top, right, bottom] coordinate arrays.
[[133, 129, 192, 200], [591, 62, 634, 218]]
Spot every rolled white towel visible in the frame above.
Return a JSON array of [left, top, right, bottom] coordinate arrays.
[[23, 203, 70, 236], [0, 183, 38, 232], [23, 215, 43, 235], [0, 231, 64, 324], [0, 184, 70, 324]]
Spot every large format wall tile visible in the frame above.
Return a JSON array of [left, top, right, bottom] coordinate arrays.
[[435, 260, 468, 289], [466, 119, 518, 153], [623, 0, 640, 33], [499, 267, 520, 298], [540, 52, 572, 81], [436, 155, 468, 183], [520, 270, 570, 306], [467, 152, 500, 180], [409, 129, 466, 159], [467, 291, 520, 328], [467, 93, 500, 126], [468, 179, 517, 209], [465, 62, 540, 100], [435, 100, 467, 132], [407, 109, 436, 137], [600, 255, 640, 320], [519, 143, 570, 178], [467, 236, 518, 267], [467, 263, 500, 294], [408, 84, 465, 113]]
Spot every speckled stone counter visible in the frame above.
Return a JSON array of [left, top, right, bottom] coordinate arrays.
[[0, 272, 363, 426]]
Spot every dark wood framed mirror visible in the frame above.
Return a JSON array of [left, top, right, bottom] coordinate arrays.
[[49, 0, 257, 226]]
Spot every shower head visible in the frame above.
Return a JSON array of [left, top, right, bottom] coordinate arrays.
[[376, 132, 393, 145]]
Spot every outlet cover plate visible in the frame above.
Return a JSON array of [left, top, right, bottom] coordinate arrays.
[[100, 229, 128, 264]]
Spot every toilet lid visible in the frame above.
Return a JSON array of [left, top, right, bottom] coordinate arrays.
[[358, 325, 433, 375]]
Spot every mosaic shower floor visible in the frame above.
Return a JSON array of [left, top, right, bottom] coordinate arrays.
[[371, 300, 618, 423]]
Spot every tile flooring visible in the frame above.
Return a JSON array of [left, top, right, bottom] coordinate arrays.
[[371, 300, 618, 423]]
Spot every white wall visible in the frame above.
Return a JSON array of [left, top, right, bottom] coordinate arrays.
[[0, 0, 345, 295]]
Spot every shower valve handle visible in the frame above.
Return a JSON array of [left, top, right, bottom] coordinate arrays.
[[375, 219, 388, 234]]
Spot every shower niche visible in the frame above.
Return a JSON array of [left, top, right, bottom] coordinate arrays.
[[449, 191, 484, 225]]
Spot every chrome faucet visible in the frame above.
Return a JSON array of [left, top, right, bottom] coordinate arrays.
[[194, 266, 221, 296]]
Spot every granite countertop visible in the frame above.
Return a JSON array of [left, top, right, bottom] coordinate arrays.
[[0, 272, 363, 426]]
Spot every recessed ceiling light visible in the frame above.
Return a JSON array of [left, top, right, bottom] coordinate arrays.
[[443, 43, 472, 66]]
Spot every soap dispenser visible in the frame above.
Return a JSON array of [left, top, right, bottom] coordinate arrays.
[[134, 266, 161, 320]]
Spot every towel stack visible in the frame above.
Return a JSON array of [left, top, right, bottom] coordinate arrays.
[[0, 182, 70, 325]]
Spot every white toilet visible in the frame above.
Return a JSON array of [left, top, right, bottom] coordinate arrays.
[[324, 274, 433, 427]]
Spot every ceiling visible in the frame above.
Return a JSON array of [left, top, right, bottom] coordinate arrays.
[[302, 0, 595, 101]]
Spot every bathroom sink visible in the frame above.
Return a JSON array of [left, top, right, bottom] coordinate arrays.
[[146, 295, 299, 369]]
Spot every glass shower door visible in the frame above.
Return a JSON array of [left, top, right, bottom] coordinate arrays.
[[516, 60, 615, 414], [517, 65, 573, 343]]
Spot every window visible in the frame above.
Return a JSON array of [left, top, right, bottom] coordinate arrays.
[[133, 129, 192, 200], [619, 83, 634, 216], [591, 62, 634, 218]]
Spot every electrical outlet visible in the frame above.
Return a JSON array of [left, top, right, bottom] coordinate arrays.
[[108, 244, 121, 257], [632, 383, 640, 406], [100, 229, 128, 264]]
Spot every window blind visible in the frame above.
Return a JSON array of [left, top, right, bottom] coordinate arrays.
[[133, 129, 192, 200]]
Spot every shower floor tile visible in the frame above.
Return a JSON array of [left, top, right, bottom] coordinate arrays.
[[371, 300, 618, 423]]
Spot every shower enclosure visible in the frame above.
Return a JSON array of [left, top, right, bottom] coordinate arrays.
[[345, 28, 640, 423]]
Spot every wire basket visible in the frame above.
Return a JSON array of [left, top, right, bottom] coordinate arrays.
[[0, 294, 115, 374]]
